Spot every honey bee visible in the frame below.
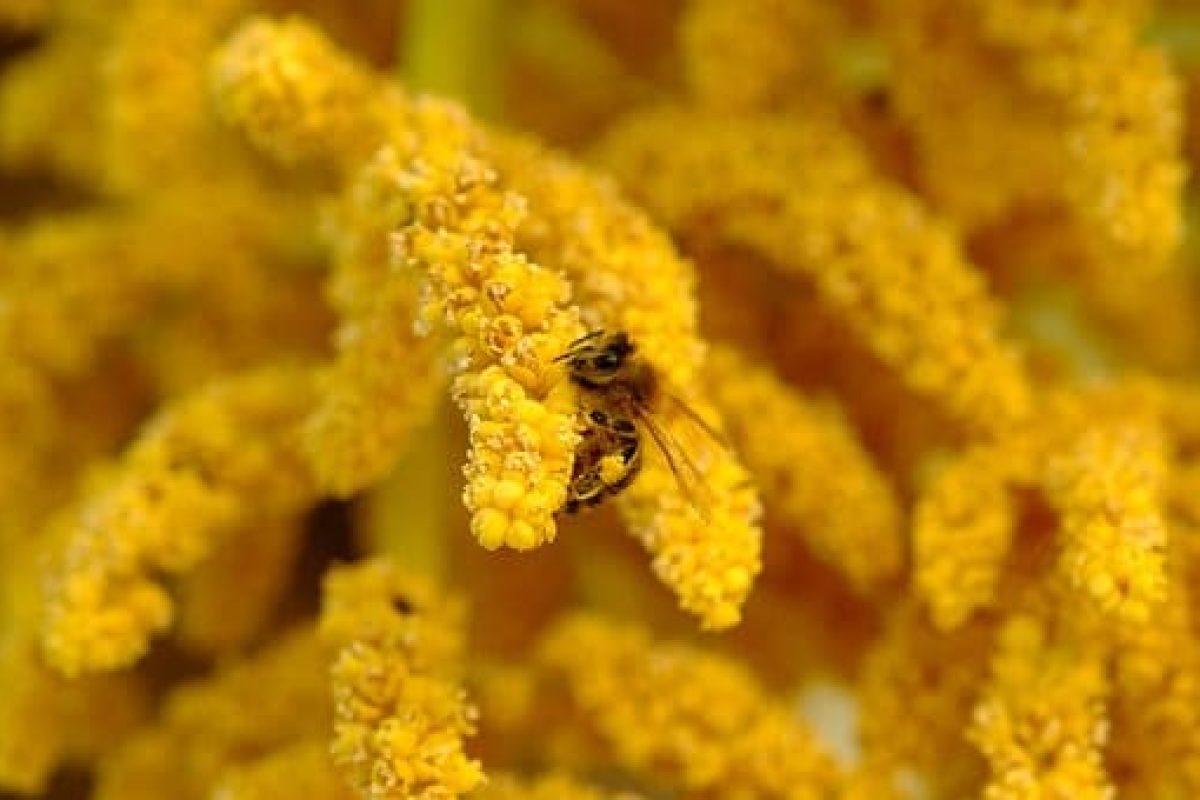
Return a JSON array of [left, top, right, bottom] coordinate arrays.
[[556, 330, 719, 514]]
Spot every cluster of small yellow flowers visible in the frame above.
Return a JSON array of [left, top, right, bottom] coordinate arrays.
[[615, 433, 761, 630], [318, 559, 484, 799], [0, 211, 186, 389], [973, 0, 1184, 272], [535, 613, 842, 797], [913, 446, 1022, 630], [913, 384, 1174, 629], [881, 0, 1184, 277], [856, 601, 992, 797], [968, 611, 1112, 800], [210, 16, 392, 173], [679, 0, 843, 112], [594, 109, 1032, 438], [0, 193, 325, 549], [490, 134, 703, 391], [213, 17, 584, 552], [210, 16, 765, 626], [6, 0, 1200, 797], [392, 106, 584, 552], [1042, 402, 1168, 625], [0, 542, 148, 793], [1107, 542, 1200, 798], [302, 145, 443, 497], [487, 134, 764, 628], [211, 20, 444, 497], [211, 738, 358, 800], [42, 366, 316, 675], [95, 626, 332, 800], [101, 0, 248, 194], [705, 343, 902, 593]]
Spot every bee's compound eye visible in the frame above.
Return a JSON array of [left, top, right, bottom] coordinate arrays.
[[589, 409, 609, 425], [594, 352, 620, 372]]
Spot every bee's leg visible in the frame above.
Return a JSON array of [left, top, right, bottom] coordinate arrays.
[[609, 424, 642, 492], [565, 464, 607, 512]]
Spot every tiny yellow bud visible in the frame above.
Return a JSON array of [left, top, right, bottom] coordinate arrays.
[[491, 478, 525, 510], [724, 566, 751, 592], [1087, 572, 1115, 600], [507, 519, 539, 551], [472, 508, 508, 550]]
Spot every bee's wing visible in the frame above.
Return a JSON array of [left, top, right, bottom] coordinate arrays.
[[663, 392, 728, 448], [634, 406, 715, 521]]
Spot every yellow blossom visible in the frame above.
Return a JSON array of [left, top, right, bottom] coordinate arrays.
[[319, 558, 484, 800], [1107, 532, 1200, 798], [391, 105, 584, 552], [535, 613, 842, 797], [1042, 401, 1168, 624], [488, 134, 763, 627], [211, 16, 763, 625], [210, 15, 395, 173], [856, 601, 991, 796], [212, 20, 442, 495], [42, 366, 316, 675], [969, 610, 1113, 800], [594, 108, 1032, 437], [0, 542, 148, 793], [881, 0, 1184, 276], [705, 343, 903, 592], [680, 0, 843, 112], [101, 0, 249, 194], [213, 17, 583, 551], [302, 145, 443, 496], [914, 446, 1021, 630], [5, 2, 1200, 797]]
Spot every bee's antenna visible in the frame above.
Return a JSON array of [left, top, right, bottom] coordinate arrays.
[[554, 330, 605, 362]]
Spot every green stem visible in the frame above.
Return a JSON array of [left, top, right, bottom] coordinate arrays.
[[362, 404, 454, 579], [401, 0, 505, 119]]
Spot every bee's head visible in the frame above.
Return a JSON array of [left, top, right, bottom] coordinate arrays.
[[561, 331, 634, 388]]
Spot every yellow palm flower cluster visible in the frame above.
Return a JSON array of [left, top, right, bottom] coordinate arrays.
[[4, 0, 1200, 798]]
